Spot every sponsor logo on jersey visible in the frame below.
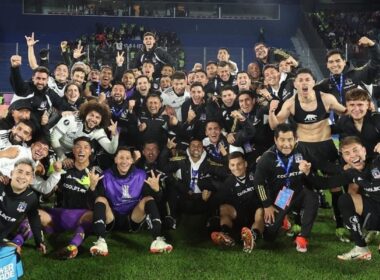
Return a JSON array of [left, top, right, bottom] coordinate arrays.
[[304, 114, 317, 122]]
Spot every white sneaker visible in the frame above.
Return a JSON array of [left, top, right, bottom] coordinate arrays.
[[150, 237, 173, 254], [337, 246, 372, 261], [90, 237, 109, 256]]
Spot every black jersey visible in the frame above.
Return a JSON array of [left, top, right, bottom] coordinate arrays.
[[219, 172, 260, 208], [307, 156, 380, 203], [56, 167, 97, 209], [293, 91, 328, 124], [254, 146, 310, 208], [334, 112, 380, 159], [0, 183, 43, 245]]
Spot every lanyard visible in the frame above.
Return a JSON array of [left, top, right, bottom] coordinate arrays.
[[209, 144, 221, 160], [276, 150, 294, 188], [190, 168, 199, 191], [330, 73, 344, 103]]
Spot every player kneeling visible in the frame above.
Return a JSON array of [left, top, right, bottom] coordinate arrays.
[[90, 147, 172, 255], [211, 152, 264, 253]]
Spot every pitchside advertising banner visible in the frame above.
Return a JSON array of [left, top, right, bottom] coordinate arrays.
[[0, 246, 23, 280]]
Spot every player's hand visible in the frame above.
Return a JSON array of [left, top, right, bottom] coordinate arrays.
[[169, 115, 178, 126], [53, 161, 63, 173], [98, 92, 107, 104], [298, 160, 311, 175], [358, 36, 375, 47], [230, 110, 246, 122], [38, 243, 47, 254], [187, 109, 196, 123], [219, 142, 228, 156], [128, 100, 136, 111], [108, 120, 118, 136], [165, 105, 176, 117], [60, 41, 68, 52], [115, 51, 125, 66], [227, 133, 235, 145], [269, 99, 279, 114], [133, 150, 141, 162], [88, 167, 104, 191], [167, 137, 177, 150], [0, 176, 10, 185], [62, 158, 74, 169], [35, 162, 46, 176], [201, 189, 211, 201], [145, 170, 161, 192], [41, 110, 49, 126], [138, 122, 147, 132], [10, 55, 22, 68], [264, 205, 278, 224], [73, 41, 85, 59], [374, 142, 380, 154], [25, 32, 39, 47], [258, 88, 272, 101]]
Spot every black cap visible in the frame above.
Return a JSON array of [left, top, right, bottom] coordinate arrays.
[[9, 99, 33, 111]]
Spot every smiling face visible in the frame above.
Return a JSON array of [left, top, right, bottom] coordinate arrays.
[[263, 68, 280, 87], [143, 35, 156, 50], [205, 122, 221, 144], [85, 111, 102, 130], [190, 85, 205, 105], [73, 140, 92, 164], [11, 163, 34, 193], [31, 141, 49, 161], [218, 65, 231, 82], [228, 156, 247, 178], [254, 44, 268, 60], [341, 142, 366, 171], [237, 72, 251, 90], [346, 100, 369, 121], [146, 96, 162, 115], [136, 77, 151, 96], [65, 84, 81, 104], [111, 84, 126, 103], [142, 63, 155, 78], [33, 71, 49, 91], [327, 53, 346, 75], [247, 63, 260, 79], [238, 93, 255, 114], [54, 64, 69, 83], [122, 72, 135, 89], [189, 140, 204, 160], [115, 149, 134, 175], [11, 122, 33, 144], [274, 131, 296, 156], [221, 89, 236, 107], [100, 67, 113, 87]]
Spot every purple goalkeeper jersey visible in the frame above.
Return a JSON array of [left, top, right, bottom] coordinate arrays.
[[102, 167, 147, 215]]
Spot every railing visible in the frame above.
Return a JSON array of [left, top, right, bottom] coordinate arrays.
[[23, 1, 280, 20]]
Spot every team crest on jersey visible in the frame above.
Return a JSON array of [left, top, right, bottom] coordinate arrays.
[[0, 191, 5, 202], [122, 185, 132, 199], [371, 168, 380, 179], [249, 172, 254, 181], [39, 101, 48, 110], [16, 201, 27, 213], [294, 153, 303, 163]]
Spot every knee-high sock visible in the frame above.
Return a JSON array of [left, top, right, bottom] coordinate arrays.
[[145, 200, 162, 240], [338, 194, 366, 247], [331, 190, 344, 228], [93, 202, 107, 239], [12, 219, 34, 246], [69, 222, 92, 247]]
